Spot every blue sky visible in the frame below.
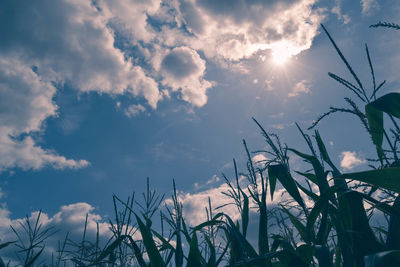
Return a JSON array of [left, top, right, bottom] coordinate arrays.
[[0, 0, 399, 255]]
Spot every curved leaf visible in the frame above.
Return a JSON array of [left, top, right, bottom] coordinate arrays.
[[268, 164, 306, 211], [336, 168, 400, 193]]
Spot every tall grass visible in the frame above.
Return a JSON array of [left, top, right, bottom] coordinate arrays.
[[1, 23, 400, 266]]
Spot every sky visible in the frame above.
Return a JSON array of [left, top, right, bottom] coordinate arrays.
[[0, 0, 399, 260]]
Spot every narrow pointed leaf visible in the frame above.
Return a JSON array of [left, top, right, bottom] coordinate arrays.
[[241, 190, 249, 237], [336, 168, 400, 193], [187, 232, 204, 267], [268, 164, 306, 211], [369, 92, 400, 119], [135, 214, 166, 267], [281, 207, 309, 243]]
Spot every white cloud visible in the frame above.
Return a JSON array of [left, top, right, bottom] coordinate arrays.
[[154, 46, 212, 107], [173, 0, 325, 61], [125, 104, 146, 117], [0, 55, 88, 171], [252, 154, 268, 168], [0, 202, 110, 264], [101, 0, 161, 43], [0, 0, 164, 171], [360, 0, 379, 16], [170, 183, 241, 226], [288, 80, 311, 97], [331, 0, 351, 24], [0, 0, 327, 172], [340, 151, 367, 170]]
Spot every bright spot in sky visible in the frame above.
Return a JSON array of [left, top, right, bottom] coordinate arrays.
[[271, 41, 296, 66]]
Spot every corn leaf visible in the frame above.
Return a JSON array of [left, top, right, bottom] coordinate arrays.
[[281, 207, 309, 243], [187, 232, 205, 267], [268, 164, 306, 211], [135, 214, 166, 267], [368, 92, 400, 119], [364, 250, 400, 267], [387, 196, 400, 250], [336, 168, 400, 193]]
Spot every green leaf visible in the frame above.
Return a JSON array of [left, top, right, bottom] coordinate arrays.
[[369, 92, 400, 119], [135, 214, 166, 267], [365, 250, 400, 267], [365, 104, 384, 161], [25, 247, 44, 267], [224, 214, 258, 263], [281, 207, 309, 243], [387, 196, 400, 250], [270, 171, 277, 201], [336, 168, 400, 193], [205, 235, 216, 267], [187, 232, 205, 267], [288, 148, 329, 193], [95, 235, 126, 263], [276, 249, 309, 267], [192, 213, 224, 232], [296, 244, 313, 264], [315, 131, 341, 175], [295, 171, 318, 185], [296, 181, 319, 202], [268, 164, 306, 211], [314, 245, 333, 267], [0, 241, 15, 250], [125, 235, 148, 267], [241, 190, 249, 237]]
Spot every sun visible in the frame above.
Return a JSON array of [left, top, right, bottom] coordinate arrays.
[[271, 41, 296, 66]]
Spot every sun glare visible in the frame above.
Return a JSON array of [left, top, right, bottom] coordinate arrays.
[[271, 41, 296, 66]]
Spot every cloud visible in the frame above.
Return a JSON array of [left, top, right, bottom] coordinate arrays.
[[340, 151, 367, 170], [0, 0, 164, 171], [252, 154, 268, 168], [331, 0, 351, 24], [0, 55, 88, 171], [288, 80, 311, 97], [173, 0, 325, 61], [0, 0, 326, 172], [154, 46, 212, 107], [125, 104, 146, 117], [360, 0, 379, 16], [0, 202, 110, 264], [169, 183, 241, 226]]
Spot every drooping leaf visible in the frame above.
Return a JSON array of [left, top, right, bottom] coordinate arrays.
[[336, 168, 400, 193], [192, 213, 224, 232], [369, 92, 400, 119], [295, 171, 318, 185], [288, 148, 330, 193], [268, 164, 306, 211]]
